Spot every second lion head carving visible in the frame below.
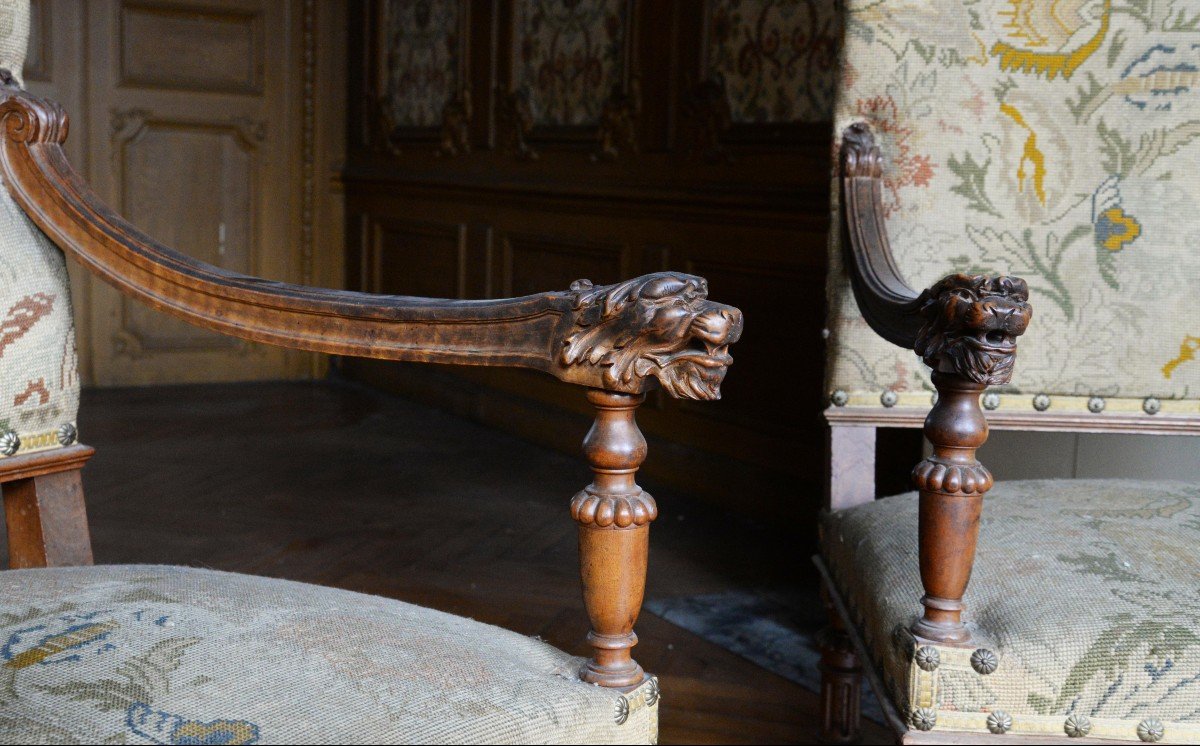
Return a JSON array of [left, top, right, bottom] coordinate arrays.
[[915, 273, 1032, 385], [561, 273, 743, 400]]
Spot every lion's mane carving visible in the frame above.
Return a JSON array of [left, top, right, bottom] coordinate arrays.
[[561, 273, 742, 400], [915, 274, 1032, 385]]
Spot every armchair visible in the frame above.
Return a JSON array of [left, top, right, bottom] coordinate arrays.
[[819, 1, 1200, 743], [0, 3, 741, 742]]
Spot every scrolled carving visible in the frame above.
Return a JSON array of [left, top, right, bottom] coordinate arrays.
[[370, 94, 401, 156], [561, 273, 743, 401], [592, 78, 640, 162], [497, 86, 538, 161], [438, 88, 471, 157], [684, 78, 732, 163], [914, 274, 1032, 386], [841, 121, 884, 179], [571, 486, 658, 528], [0, 84, 68, 145]]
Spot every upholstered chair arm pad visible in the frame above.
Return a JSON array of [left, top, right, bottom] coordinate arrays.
[[839, 123, 1031, 384], [0, 86, 742, 400]]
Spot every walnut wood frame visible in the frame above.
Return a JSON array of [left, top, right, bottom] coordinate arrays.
[[819, 123, 1034, 742], [0, 84, 742, 692]]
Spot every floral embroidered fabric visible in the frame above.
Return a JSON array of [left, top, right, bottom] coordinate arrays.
[[0, 0, 79, 459], [823, 479, 1200, 742], [0, 565, 657, 745], [826, 0, 1200, 407]]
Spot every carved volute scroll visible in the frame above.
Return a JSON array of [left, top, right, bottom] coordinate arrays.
[[496, 86, 538, 161], [437, 87, 471, 157], [683, 77, 733, 163], [592, 78, 640, 162], [837, 122, 1033, 645]]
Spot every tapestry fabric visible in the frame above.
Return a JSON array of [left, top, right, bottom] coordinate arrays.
[[0, 0, 79, 460], [822, 479, 1200, 742], [0, 565, 659, 745], [826, 0, 1200, 416]]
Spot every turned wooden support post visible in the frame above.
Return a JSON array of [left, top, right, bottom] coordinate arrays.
[[819, 582, 862, 744], [910, 372, 992, 643], [907, 276, 1032, 644], [572, 389, 657, 689]]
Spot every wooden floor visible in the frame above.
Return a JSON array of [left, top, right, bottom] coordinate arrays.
[[18, 380, 891, 745]]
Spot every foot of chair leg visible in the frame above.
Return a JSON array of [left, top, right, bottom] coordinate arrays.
[[819, 626, 863, 744], [819, 582, 862, 744]]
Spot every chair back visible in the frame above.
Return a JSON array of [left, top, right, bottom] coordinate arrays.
[[826, 0, 1200, 428], [0, 0, 79, 461]]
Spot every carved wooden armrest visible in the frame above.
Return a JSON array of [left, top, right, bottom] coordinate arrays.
[[0, 87, 742, 400], [839, 123, 1033, 645], [0, 84, 743, 688]]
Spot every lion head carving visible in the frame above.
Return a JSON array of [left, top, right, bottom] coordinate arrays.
[[914, 274, 1032, 385], [561, 273, 743, 400]]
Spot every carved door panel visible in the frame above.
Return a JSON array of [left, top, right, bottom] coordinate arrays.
[[25, 0, 345, 386], [78, 0, 310, 385]]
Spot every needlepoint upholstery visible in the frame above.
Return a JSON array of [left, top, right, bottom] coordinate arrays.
[[0, 0, 79, 460], [0, 565, 658, 745], [821, 479, 1200, 742], [826, 0, 1200, 415]]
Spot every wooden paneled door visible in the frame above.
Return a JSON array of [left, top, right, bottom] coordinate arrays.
[[24, 0, 346, 386]]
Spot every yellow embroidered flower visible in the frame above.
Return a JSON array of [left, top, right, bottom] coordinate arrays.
[[991, 0, 1112, 80]]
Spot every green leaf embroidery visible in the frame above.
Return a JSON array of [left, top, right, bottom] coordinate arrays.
[[947, 152, 1003, 217], [1166, 7, 1200, 30], [966, 226, 1084, 320], [35, 637, 200, 712], [1068, 73, 1108, 124], [1050, 615, 1200, 715], [1098, 120, 1135, 177], [1096, 243, 1121, 290]]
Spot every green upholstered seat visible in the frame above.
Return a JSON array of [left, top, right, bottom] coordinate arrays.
[[0, 565, 657, 745], [822, 479, 1200, 742]]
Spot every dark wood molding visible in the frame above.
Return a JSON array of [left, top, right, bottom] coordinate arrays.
[[0, 444, 94, 483], [819, 580, 863, 744], [0, 444, 95, 569], [342, 0, 830, 528]]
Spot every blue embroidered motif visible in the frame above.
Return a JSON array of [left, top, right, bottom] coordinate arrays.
[[126, 702, 260, 745]]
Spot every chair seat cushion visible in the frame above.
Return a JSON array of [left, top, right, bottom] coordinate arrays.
[[0, 565, 657, 745], [822, 479, 1200, 742]]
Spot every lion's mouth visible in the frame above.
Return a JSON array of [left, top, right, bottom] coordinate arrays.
[[966, 330, 1017, 355], [647, 339, 733, 369]]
